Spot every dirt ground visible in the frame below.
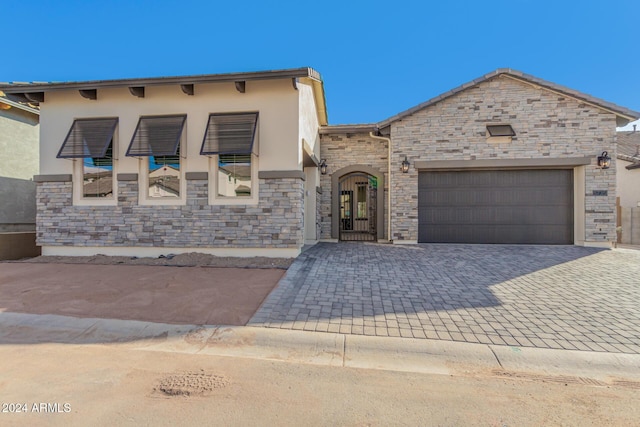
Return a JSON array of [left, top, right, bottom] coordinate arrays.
[[0, 343, 638, 426], [12, 252, 294, 269], [0, 263, 284, 325]]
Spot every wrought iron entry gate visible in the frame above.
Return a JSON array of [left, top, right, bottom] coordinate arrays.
[[338, 173, 377, 241]]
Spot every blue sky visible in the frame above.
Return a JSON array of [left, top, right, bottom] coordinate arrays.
[[2, 0, 638, 124]]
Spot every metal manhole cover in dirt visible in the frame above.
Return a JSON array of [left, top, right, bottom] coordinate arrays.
[[155, 370, 230, 397]]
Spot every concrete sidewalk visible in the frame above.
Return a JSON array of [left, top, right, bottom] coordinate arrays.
[[2, 312, 639, 384]]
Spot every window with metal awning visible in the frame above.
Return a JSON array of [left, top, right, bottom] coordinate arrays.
[[57, 117, 118, 200], [200, 112, 258, 199], [57, 117, 118, 161], [126, 114, 187, 200]]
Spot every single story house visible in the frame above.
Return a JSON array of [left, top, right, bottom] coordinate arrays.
[[0, 68, 638, 257]]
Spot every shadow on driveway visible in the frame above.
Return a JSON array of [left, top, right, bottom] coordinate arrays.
[[254, 243, 603, 316], [250, 243, 640, 353]]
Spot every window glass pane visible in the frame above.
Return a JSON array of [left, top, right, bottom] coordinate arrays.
[[83, 141, 113, 198], [148, 145, 180, 198], [218, 154, 252, 197], [357, 184, 367, 219], [340, 191, 352, 231]]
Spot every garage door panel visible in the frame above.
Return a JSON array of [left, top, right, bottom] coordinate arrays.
[[426, 225, 571, 245], [418, 169, 573, 244]]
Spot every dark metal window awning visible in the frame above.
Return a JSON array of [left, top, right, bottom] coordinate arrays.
[[200, 112, 258, 156], [486, 124, 516, 137], [126, 114, 186, 157], [57, 118, 118, 158]]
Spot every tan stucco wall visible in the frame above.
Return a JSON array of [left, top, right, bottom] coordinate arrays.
[[298, 82, 321, 242], [38, 79, 300, 176], [298, 82, 320, 161], [0, 107, 39, 180], [617, 159, 640, 207]]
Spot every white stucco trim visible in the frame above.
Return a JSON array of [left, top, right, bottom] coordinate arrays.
[[69, 121, 118, 206], [41, 245, 301, 258], [137, 146, 187, 206], [209, 153, 259, 206], [393, 240, 418, 245], [72, 159, 118, 206], [579, 241, 613, 249], [574, 166, 586, 246]]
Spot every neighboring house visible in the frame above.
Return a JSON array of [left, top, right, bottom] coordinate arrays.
[[616, 127, 640, 207], [0, 68, 638, 257], [0, 92, 40, 259], [615, 127, 640, 244]]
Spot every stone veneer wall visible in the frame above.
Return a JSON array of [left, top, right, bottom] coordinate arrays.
[[36, 178, 304, 248], [318, 133, 388, 240], [390, 75, 617, 243], [316, 186, 322, 239]]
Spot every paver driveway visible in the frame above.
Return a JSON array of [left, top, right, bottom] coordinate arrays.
[[249, 243, 640, 354]]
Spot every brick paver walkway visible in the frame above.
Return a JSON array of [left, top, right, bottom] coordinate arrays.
[[249, 243, 640, 354]]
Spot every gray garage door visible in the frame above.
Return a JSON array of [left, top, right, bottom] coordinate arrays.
[[418, 169, 573, 244]]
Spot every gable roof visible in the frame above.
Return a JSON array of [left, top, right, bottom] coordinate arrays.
[[83, 176, 113, 197], [617, 131, 640, 169], [376, 68, 640, 131]]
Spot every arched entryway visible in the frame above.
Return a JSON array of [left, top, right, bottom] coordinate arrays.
[[331, 165, 385, 241], [338, 172, 378, 241]]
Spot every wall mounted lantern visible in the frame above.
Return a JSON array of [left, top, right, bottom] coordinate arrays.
[[319, 159, 328, 175], [401, 156, 410, 173], [597, 151, 611, 169]]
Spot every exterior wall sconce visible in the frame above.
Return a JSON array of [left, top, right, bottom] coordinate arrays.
[[597, 151, 611, 169], [319, 159, 328, 175], [401, 156, 410, 173]]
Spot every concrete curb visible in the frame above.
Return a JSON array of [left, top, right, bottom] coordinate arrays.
[[489, 344, 640, 380], [2, 312, 639, 381], [344, 334, 497, 374]]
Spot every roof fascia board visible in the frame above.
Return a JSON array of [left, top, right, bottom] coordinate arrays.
[[319, 124, 377, 134], [500, 73, 639, 122], [0, 67, 318, 93], [299, 76, 328, 126], [0, 96, 40, 115], [618, 153, 640, 163], [377, 75, 489, 129]]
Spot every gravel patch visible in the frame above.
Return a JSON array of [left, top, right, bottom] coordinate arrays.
[[9, 252, 293, 269]]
